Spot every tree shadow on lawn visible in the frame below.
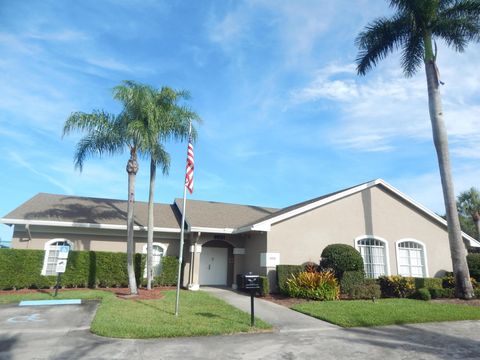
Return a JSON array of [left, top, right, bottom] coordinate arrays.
[[335, 322, 480, 359]]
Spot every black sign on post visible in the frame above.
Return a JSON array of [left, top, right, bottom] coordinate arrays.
[[237, 273, 260, 327]]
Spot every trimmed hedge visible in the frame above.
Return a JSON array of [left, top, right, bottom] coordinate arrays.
[[348, 279, 381, 300], [428, 287, 455, 299], [412, 287, 431, 301], [258, 276, 269, 297], [340, 270, 365, 294], [276, 265, 303, 294], [414, 277, 442, 290], [320, 244, 364, 279], [467, 254, 480, 281], [0, 248, 179, 290], [153, 256, 179, 286]]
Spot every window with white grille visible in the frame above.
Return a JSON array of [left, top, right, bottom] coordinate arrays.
[[41, 239, 73, 276], [397, 240, 427, 277], [143, 243, 166, 278], [356, 238, 388, 278]]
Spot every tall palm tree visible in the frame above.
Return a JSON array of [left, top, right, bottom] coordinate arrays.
[[356, 0, 480, 298], [458, 187, 480, 240], [62, 82, 156, 295], [118, 83, 200, 290]]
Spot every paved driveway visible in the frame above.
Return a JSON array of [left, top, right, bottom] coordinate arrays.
[[1, 300, 479, 359]]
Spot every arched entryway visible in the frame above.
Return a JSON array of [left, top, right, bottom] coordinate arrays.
[[199, 240, 233, 286]]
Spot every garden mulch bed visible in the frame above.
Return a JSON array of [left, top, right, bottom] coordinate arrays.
[[0, 287, 175, 301], [262, 293, 309, 307]]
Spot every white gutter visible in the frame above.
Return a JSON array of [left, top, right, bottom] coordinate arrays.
[[189, 226, 236, 234], [0, 218, 181, 233]]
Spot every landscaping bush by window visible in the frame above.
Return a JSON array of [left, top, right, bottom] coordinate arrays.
[[412, 287, 431, 301], [378, 275, 415, 298], [340, 270, 365, 294], [276, 265, 303, 294], [153, 256, 178, 286], [414, 277, 442, 290], [428, 287, 455, 299], [467, 254, 480, 281], [0, 249, 151, 290], [285, 270, 339, 300], [320, 244, 364, 279]]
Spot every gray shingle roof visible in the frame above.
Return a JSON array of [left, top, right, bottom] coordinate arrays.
[[2, 193, 181, 229], [174, 198, 278, 229]]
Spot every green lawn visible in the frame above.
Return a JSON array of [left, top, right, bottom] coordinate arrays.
[[0, 289, 271, 338], [292, 298, 480, 327]]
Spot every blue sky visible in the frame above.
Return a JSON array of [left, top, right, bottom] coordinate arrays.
[[1, 0, 480, 242]]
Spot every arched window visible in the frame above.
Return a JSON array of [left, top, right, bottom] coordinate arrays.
[[355, 236, 389, 278], [396, 239, 428, 277], [142, 243, 166, 278], [41, 239, 74, 276]]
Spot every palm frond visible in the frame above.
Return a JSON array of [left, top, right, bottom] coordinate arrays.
[[401, 32, 424, 76], [440, 0, 480, 20], [355, 15, 410, 75], [434, 18, 480, 50], [62, 111, 115, 138]]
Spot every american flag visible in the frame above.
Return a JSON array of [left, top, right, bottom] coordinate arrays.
[[185, 136, 194, 193]]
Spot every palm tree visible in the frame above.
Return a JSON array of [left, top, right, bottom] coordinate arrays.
[[118, 83, 200, 290], [62, 82, 156, 295], [356, 0, 480, 298], [458, 187, 480, 240]]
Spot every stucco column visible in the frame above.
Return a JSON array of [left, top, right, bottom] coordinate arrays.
[[232, 248, 245, 289], [188, 243, 202, 291]]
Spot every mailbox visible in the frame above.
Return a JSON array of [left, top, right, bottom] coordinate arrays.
[[237, 274, 260, 290]]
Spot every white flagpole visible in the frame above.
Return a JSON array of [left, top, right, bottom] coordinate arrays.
[[175, 121, 192, 317]]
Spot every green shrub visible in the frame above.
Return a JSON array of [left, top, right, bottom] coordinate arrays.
[[348, 279, 381, 300], [276, 265, 303, 294], [412, 287, 431, 301], [286, 270, 339, 300], [414, 277, 442, 290], [0, 249, 146, 290], [475, 288, 480, 298], [378, 275, 415, 298], [153, 256, 178, 286], [320, 244, 364, 279], [258, 276, 269, 297], [441, 271, 478, 290], [442, 272, 455, 289], [428, 287, 455, 299], [467, 254, 480, 281], [340, 270, 365, 294]]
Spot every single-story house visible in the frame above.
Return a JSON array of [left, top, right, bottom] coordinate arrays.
[[2, 179, 479, 291]]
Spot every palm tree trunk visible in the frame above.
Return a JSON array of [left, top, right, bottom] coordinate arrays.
[[146, 158, 156, 290], [126, 148, 139, 295], [424, 40, 473, 299]]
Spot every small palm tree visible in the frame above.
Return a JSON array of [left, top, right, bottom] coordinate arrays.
[[458, 187, 480, 240], [356, 0, 480, 298], [63, 82, 157, 295]]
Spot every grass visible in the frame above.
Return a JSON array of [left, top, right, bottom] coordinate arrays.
[[291, 298, 480, 327], [0, 289, 271, 338]]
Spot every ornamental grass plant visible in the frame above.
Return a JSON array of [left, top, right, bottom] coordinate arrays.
[[285, 270, 339, 301]]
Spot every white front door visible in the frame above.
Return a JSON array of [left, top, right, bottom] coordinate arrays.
[[199, 247, 228, 285]]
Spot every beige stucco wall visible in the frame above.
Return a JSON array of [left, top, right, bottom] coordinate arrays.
[[267, 186, 454, 278], [10, 225, 180, 256], [243, 232, 267, 276]]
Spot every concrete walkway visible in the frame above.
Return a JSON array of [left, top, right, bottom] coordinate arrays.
[[202, 286, 338, 332]]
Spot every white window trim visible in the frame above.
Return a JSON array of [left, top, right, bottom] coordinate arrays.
[[41, 238, 74, 276], [354, 235, 391, 277], [395, 238, 429, 278], [142, 243, 168, 254]]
